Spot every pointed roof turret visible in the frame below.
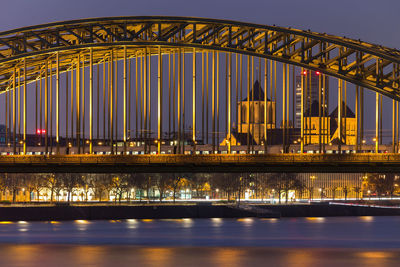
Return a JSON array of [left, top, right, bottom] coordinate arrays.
[[329, 101, 355, 118], [242, 80, 269, 101], [305, 100, 329, 117]]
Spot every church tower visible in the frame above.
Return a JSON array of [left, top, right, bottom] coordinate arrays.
[[237, 80, 276, 145]]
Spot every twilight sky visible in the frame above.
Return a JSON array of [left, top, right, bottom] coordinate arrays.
[[0, 0, 399, 141], [2, 0, 399, 49]]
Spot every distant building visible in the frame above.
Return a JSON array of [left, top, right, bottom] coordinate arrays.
[[236, 80, 276, 145], [304, 100, 356, 145], [295, 71, 327, 128]]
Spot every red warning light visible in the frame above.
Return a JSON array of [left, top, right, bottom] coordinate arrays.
[[36, 129, 46, 134], [315, 71, 321, 75], [302, 70, 307, 75]]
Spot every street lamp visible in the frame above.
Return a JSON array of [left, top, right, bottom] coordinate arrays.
[[310, 175, 317, 201], [271, 189, 275, 204]]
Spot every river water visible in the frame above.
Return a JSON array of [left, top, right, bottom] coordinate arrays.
[[0, 216, 399, 266]]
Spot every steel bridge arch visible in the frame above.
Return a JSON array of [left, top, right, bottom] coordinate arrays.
[[0, 16, 399, 100]]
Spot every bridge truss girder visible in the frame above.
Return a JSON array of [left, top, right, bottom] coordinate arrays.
[[0, 16, 398, 100]]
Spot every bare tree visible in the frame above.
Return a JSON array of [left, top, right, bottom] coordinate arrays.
[[5, 173, 22, 203], [59, 173, 84, 203], [154, 173, 172, 202]]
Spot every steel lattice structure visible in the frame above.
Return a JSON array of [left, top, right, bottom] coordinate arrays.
[[0, 16, 399, 158], [0, 16, 399, 98]]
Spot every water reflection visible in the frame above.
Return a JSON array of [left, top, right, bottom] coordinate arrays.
[[75, 220, 90, 231], [360, 216, 374, 222], [0, 217, 398, 266], [237, 218, 254, 226], [182, 218, 193, 228], [306, 217, 326, 223], [0, 216, 398, 249], [211, 218, 223, 227], [126, 219, 139, 229], [0, 246, 394, 267], [17, 221, 29, 232]]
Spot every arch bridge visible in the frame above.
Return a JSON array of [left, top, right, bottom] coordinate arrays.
[[0, 16, 399, 172]]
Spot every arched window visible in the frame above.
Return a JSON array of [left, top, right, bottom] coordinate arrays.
[[260, 104, 265, 123], [241, 105, 247, 123]]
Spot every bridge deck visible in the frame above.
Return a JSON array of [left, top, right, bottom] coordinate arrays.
[[0, 154, 399, 173]]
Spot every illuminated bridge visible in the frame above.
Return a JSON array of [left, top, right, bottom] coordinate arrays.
[[0, 16, 399, 172]]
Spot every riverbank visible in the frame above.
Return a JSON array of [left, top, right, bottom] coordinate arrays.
[[0, 202, 400, 221]]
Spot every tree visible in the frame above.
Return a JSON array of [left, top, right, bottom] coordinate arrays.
[[59, 173, 84, 202], [154, 173, 171, 202], [91, 174, 110, 202], [209, 173, 241, 202], [267, 173, 304, 203], [81, 174, 95, 201], [366, 173, 395, 198], [130, 173, 148, 202], [187, 173, 210, 199], [4, 173, 22, 203], [0, 174, 7, 201], [331, 186, 339, 200], [171, 174, 182, 203], [25, 174, 45, 202], [44, 173, 61, 202], [353, 186, 362, 200], [267, 174, 284, 204], [343, 186, 349, 201], [111, 174, 130, 203]]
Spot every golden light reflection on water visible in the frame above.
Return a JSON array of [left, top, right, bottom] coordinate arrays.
[[182, 218, 193, 228], [212, 248, 244, 267], [73, 245, 105, 266], [260, 218, 278, 223], [360, 216, 374, 222], [237, 218, 254, 226], [140, 247, 173, 267], [0, 221, 13, 224], [7, 245, 40, 265], [0, 246, 398, 266], [211, 218, 223, 227], [285, 249, 314, 267], [306, 217, 325, 223], [75, 220, 90, 231], [17, 221, 29, 232], [126, 219, 139, 229], [358, 251, 393, 259], [357, 251, 396, 266]]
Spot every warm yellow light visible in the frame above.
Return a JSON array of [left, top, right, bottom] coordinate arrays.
[[75, 220, 89, 224]]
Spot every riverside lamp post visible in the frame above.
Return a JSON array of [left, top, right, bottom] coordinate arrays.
[[310, 175, 317, 201], [271, 189, 275, 204]]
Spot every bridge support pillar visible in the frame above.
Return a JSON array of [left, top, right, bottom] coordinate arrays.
[[157, 46, 162, 155]]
